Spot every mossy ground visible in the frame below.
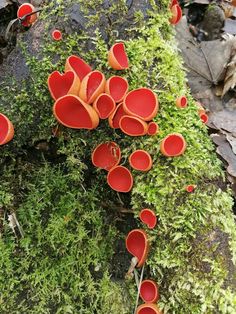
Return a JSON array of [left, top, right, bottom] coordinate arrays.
[[0, 0, 236, 313]]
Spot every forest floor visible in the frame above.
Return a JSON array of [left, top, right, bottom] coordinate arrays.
[[176, 3, 236, 204]]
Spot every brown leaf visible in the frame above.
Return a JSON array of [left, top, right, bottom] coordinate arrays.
[[210, 110, 236, 133], [214, 84, 224, 97], [223, 19, 236, 34], [0, 0, 8, 9], [225, 132, 236, 155], [222, 54, 236, 96], [211, 133, 236, 177], [176, 17, 236, 89], [222, 6, 234, 19]]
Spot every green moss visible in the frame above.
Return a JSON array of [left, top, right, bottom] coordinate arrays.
[[0, 162, 131, 313], [0, 0, 236, 313]]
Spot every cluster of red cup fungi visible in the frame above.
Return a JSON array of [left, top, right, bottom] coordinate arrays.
[[17, 3, 62, 41], [17, 1, 182, 29], [126, 208, 161, 314], [49, 43, 159, 138], [196, 102, 209, 124], [47, 42, 203, 194], [46, 42, 165, 313], [91, 143, 154, 192], [47, 43, 161, 192], [46, 41, 200, 313]]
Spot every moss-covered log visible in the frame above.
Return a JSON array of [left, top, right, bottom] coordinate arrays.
[[0, 1, 236, 313]]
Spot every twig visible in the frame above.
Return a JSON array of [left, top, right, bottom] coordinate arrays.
[[19, 9, 43, 22], [126, 256, 138, 278], [14, 212, 24, 238], [133, 265, 145, 314], [116, 192, 124, 205], [127, 0, 134, 10], [133, 268, 140, 289], [5, 18, 20, 40], [0, 208, 4, 237], [8, 212, 24, 238], [119, 208, 134, 213]]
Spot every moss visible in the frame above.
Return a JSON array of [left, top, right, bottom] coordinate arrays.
[[0, 0, 236, 313], [0, 161, 131, 313]]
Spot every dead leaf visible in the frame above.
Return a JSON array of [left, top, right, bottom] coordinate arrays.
[[190, 0, 210, 3], [222, 54, 236, 96], [200, 39, 234, 83], [215, 83, 224, 97], [222, 6, 234, 19], [0, 0, 9, 9], [225, 132, 236, 155], [176, 17, 236, 88], [223, 19, 236, 34], [211, 133, 236, 177], [193, 90, 224, 112], [210, 110, 236, 133]]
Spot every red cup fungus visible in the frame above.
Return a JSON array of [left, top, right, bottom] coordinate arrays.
[[0, 113, 14, 145], [107, 166, 133, 193], [139, 209, 157, 229], [140, 279, 160, 303], [119, 115, 148, 136], [200, 113, 208, 124], [105, 76, 129, 103], [129, 150, 153, 172], [176, 96, 188, 108], [108, 42, 129, 70], [170, 4, 182, 25], [47, 71, 80, 100], [17, 3, 37, 27], [147, 122, 159, 136], [126, 229, 149, 267], [53, 95, 99, 129], [92, 142, 121, 171], [52, 29, 62, 41], [123, 88, 158, 121], [93, 94, 116, 119], [160, 133, 186, 157], [185, 185, 196, 193]]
